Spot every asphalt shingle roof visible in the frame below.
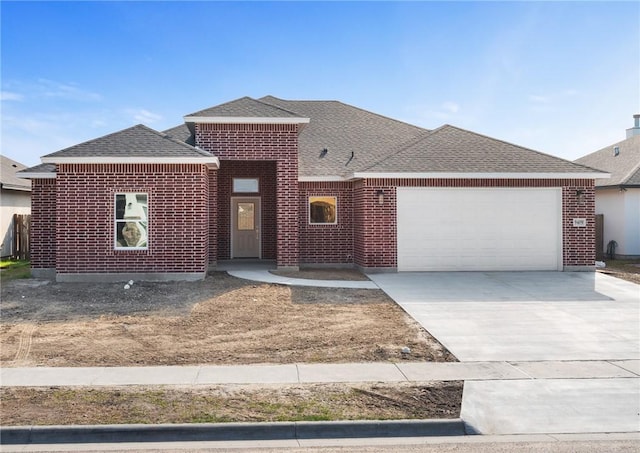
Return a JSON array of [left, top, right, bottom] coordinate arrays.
[[575, 135, 640, 187], [1, 156, 31, 190], [259, 96, 428, 177], [361, 125, 600, 174], [186, 96, 304, 119], [42, 124, 213, 159]]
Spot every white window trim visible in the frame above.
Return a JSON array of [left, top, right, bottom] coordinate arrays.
[[114, 193, 149, 251]]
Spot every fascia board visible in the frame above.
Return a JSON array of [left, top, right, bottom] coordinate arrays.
[[17, 172, 56, 180], [350, 172, 611, 180], [184, 116, 310, 125], [298, 176, 347, 182], [41, 156, 220, 168]]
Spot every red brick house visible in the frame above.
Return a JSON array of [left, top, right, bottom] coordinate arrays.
[[19, 96, 607, 281]]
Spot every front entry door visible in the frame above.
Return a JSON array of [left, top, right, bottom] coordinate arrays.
[[231, 197, 261, 258]]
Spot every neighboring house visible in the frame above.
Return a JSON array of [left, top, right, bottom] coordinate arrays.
[[19, 96, 607, 282], [575, 115, 640, 259], [1, 156, 31, 258]]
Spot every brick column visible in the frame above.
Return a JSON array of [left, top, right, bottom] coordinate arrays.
[[276, 159, 299, 269], [30, 178, 56, 275]]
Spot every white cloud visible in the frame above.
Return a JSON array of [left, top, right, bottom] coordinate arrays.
[[127, 108, 163, 124], [0, 91, 24, 101], [528, 94, 551, 103], [36, 78, 102, 102], [441, 101, 459, 114]]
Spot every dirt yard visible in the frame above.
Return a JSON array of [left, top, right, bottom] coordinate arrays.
[[598, 259, 640, 285], [1, 381, 463, 425], [0, 271, 456, 367]]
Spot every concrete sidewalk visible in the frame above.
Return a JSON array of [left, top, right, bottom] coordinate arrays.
[[2, 360, 638, 387]]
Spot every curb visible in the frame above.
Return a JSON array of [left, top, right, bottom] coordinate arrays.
[[0, 419, 466, 445]]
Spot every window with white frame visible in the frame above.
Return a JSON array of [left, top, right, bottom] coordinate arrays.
[[309, 196, 337, 224], [115, 193, 148, 249]]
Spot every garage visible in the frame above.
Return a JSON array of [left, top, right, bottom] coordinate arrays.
[[397, 187, 563, 271]]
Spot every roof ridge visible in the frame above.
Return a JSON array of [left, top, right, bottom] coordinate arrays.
[[260, 96, 428, 132], [356, 127, 439, 173], [139, 124, 212, 156], [251, 96, 306, 118], [42, 124, 145, 158], [441, 124, 601, 172], [621, 158, 640, 185]]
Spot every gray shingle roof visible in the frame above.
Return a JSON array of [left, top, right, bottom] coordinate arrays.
[[1, 156, 31, 190], [575, 135, 640, 187], [42, 124, 213, 160], [16, 163, 56, 179], [186, 96, 304, 119], [361, 125, 600, 174], [259, 96, 428, 177], [163, 124, 195, 146]]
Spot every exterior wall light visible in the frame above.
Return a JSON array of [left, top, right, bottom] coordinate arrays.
[[376, 189, 385, 205], [576, 189, 585, 205]]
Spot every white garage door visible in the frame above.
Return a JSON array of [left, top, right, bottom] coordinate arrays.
[[397, 188, 562, 271]]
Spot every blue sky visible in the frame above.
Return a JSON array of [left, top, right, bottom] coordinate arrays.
[[1, 1, 638, 167]]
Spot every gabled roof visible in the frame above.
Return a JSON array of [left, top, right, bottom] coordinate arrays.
[[184, 96, 309, 124], [357, 125, 604, 177], [17, 163, 57, 179], [41, 124, 218, 166], [575, 135, 640, 187], [1, 156, 31, 191], [259, 96, 428, 178]]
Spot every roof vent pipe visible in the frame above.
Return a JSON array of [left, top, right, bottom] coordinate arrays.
[[626, 114, 640, 138]]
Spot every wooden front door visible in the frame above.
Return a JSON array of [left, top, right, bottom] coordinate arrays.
[[231, 197, 261, 258]]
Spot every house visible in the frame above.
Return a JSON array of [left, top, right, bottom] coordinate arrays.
[[575, 115, 640, 259], [19, 96, 607, 282], [1, 156, 31, 258]]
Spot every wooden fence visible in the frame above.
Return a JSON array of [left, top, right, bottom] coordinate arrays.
[[12, 214, 30, 260], [595, 214, 604, 261]]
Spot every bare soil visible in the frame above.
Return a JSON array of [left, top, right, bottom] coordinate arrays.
[[0, 272, 456, 367], [0, 382, 463, 426], [598, 259, 640, 285]]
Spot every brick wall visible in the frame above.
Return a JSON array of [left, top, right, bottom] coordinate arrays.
[[196, 123, 299, 267], [354, 178, 596, 269], [55, 164, 209, 274], [353, 181, 397, 269], [299, 181, 354, 264], [30, 178, 56, 269], [216, 160, 277, 260], [562, 183, 596, 267]]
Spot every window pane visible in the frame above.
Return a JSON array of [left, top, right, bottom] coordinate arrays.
[[309, 196, 337, 224], [233, 178, 259, 193], [115, 193, 148, 249], [237, 202, 255, 230]]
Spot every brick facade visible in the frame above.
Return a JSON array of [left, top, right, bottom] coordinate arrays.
[[195, 123, 299, 268], [30, 178, 57, 270], [299, 181, 354, 264], [216, 160, 277, 260], [53, 163, 209, 275], [351, 178, 596, 270]]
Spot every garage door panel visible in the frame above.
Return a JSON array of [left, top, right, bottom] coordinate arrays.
[[397, 188, 562, 271]]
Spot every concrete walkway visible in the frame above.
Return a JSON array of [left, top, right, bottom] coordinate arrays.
[[227, 269, 379, 289]]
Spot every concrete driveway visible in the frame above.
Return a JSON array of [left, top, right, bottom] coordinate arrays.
[[368, 271, 640, 434], [368, 271, 639, 362]]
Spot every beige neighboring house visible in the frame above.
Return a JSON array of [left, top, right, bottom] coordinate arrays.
[[575, 115, 640, 259], [1, 155, 31, 258]]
